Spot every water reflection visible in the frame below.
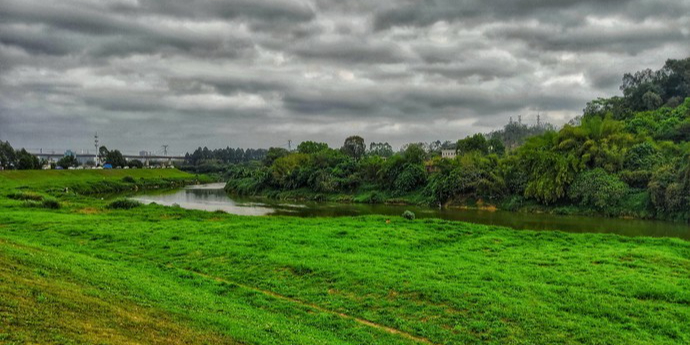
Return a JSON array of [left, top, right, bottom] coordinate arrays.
[[131, 183, 690, 240]]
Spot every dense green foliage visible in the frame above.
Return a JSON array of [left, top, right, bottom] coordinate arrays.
[[1, 171, 689, 344], [0, 141, 41, 170], [224, 59, 690, 222], [56, 153, 79, 169], [99, 146, 127, 168], [181, 146, 268, 173], [106, 198, 142, 210]]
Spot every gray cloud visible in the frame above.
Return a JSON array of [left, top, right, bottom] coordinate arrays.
[[372, 0, 688, 30], [1, 0, 689, 153]]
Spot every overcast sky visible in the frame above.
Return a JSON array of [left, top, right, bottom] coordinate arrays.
[[1, 0, 689, 154]]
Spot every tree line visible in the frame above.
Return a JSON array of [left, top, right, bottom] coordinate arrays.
[[224, 57, 690, 222], [181, 147, 268, 173], [0, 142, 144, 170], [0, 141, 41, 170]]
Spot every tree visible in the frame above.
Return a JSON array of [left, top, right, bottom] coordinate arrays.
[[297, 141, 329, 154], [105, 150, 127, 168], [456, 134, 488, 155], [0, 141, 16, 169], [568, 168, 629, 211], [99, 146, 109, 163], [368, 142, 393, 157], [264, 147, 289, 166], [660, 57, 690, 103], [648, 165, 679, 215], [624, 142, 661, 171], [487, 137, 505, 156], [128, 159, 144, 169], [393, 163, 426, 194], [583, 97, 630, 120], [341, 136, 365, 160], [402, 143, 427, 164], [516, 133, 578, 204], [642, 91, 663, 110], [57, 154, 79, 168], [620, 58, 690, 112], [271, 153, 310, 188], [15, 149, 40, 170]]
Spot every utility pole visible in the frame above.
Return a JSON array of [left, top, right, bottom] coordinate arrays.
[[94, 132, 100, 166], [288, 140, 292, 151]]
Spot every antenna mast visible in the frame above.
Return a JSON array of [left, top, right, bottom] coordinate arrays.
[[94, 132, 100, 165]]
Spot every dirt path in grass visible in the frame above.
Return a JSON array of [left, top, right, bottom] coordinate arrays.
[[191, 270, 437, 345]]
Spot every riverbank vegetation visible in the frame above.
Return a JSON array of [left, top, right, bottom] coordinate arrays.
[[222, 58, 690, 222], [1, 170, 689, 344]]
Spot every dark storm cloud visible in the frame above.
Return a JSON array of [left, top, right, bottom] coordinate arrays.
[[487, 21, 688, 54], [413, 61, 530, 81], [1, 0, 689, 152], [372, 0, 685, 30], [134, 0, 315, 23], [0, 24, 83, 56]]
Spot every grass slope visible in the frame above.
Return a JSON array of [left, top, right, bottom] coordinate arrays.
[[0, 170, 689, 344], [0, 169, 205, 195]]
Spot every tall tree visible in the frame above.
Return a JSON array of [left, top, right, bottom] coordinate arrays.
[[341, 136, 365, 160], [0, 141, 16, 169], [368, 142, 393, 157], [297, 141, 329, 154], [15, 149, 40, 170], [57, 154, 79, 168], [105, 150, 127, 167], [457, 134, 489, 155]]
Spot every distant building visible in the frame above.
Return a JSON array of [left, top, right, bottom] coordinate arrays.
[[139, 151, 150, 157], [441, 149, 456, 159]]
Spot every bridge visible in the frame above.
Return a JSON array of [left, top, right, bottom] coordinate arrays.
[[27, 150, 186, 166]]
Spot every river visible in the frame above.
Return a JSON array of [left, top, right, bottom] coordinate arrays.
[[130, 183, 690, 240]]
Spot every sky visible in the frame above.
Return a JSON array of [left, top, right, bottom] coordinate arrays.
[[0, 0, 689, 155]]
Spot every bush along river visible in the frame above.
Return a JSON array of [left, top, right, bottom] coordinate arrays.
[[129, 183, 690, 240]]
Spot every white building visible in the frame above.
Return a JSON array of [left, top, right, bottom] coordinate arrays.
[[441, 149, 457, 159]]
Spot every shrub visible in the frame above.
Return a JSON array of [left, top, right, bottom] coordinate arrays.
[[393, 164, 427, 195], [624, 142, 662, 171], [402, 210, 415, 220], [501, 195, 526, 212], [7, 192, 44, 201], [619, 170, 653, 189], [122, 176, 136, 183], [41, 199, 61, 209], [568, 168, 630, 211], [355, 191, 384, 204], [106, 199, 141, 210]]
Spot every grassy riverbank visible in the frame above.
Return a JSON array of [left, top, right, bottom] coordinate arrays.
[[1, 170, 689, 344], [0, 169, 211, 195]]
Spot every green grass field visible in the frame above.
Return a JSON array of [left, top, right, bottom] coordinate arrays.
[[0, 170, 689, 344]]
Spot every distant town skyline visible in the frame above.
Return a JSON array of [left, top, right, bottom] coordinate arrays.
[[1, 0, 689, 152]]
